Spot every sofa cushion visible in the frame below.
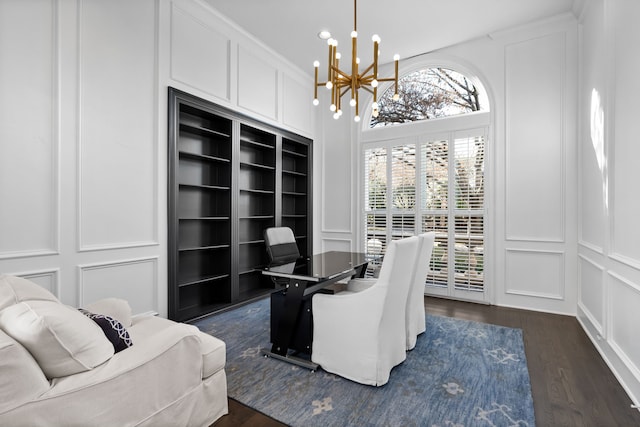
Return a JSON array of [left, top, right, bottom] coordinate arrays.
[[0, 329, 50, 414], [79, 309, 133, 353], [82, 297, 132, 327], [0, 274, 59, 311], [0, 301, 114, 379]]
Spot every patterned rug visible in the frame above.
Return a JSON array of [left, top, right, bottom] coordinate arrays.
[[193, 298, 535, 427]]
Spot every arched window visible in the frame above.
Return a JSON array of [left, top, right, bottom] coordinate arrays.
[[370, 68, 488, 128], [362, 65, 490, 304]]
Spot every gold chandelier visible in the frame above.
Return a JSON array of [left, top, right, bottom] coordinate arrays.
[[313, 0, 400, 122]]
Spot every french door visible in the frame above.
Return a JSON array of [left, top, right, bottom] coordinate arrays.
[[363, 128, 487, 303]]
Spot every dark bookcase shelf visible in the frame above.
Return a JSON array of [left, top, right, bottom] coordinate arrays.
[[168, 88, 312, 321]]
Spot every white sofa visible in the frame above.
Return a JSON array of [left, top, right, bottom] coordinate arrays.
[[0, 274, 228, 427]]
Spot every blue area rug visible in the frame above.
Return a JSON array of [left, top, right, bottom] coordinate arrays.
[[193, 298, 535, 426]]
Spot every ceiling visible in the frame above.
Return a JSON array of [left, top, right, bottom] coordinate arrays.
[[204, 0, 581, 77]]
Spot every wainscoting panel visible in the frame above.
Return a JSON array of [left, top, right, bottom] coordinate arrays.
[[321, 238, 353, 253], [578, 254, 604, 333], [170, 3, 230, 100], [505, 249, 565, 300], [17, 269, 60, 298], [78, 257, 158, 315], [78, 0, 158, 251], [504, 32, 565, 242], [237, 46, 278, 120], [608, 272, 640, 383], [282, 72, 313, 135], [0, 0, 58, 258]]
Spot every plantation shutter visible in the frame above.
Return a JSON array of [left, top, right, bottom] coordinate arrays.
[[391, 144, 416, 240], [364, 147, 387, 257], [420, 139, 449, 287], [452, 135, 485, 290]]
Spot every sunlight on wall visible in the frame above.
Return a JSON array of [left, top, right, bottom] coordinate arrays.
[[590, 88, 608, 208]]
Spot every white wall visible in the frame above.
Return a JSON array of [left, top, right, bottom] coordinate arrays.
[[0, 0, 313, 317], [577, 0, 640, 407]]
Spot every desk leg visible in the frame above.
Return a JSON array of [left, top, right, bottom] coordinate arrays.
[[263, 278, 319, 371], [354, 262, 369, 278]]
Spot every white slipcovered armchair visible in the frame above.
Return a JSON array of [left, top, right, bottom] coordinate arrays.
[[347, 232, 436, 350], [311, 236, 419, 386]]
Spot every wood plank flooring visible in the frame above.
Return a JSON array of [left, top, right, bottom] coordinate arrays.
[[213, 296, 640, 426]]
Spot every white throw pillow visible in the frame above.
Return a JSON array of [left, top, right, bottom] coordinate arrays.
[[0, 300, 114, 379], [0, 274, 59, 311]]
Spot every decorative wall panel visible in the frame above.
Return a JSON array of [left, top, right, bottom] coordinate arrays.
[[321, 238, 353, 253], [170, 3, 230, 100], [505, 32, 565, 242], [609, 272, 640, 378], [78, 0, 157, 250], [578, 1, 606, 252], [79, 257, 158, 314], [505, 249, 564, 299], [19, 269, 59, 298], [611, 0, 640, 265], [321, 115, 352, 233], [0, 0, 57, 257], [282, 73, 313, 134], [237, 46, 278, 120], [578, 255, 604, 332]]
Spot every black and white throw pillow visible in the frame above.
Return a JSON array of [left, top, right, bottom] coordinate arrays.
[[78, 308, 133, 353]]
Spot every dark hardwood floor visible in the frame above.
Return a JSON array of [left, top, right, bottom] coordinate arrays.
[[213, 296, 640, 427]]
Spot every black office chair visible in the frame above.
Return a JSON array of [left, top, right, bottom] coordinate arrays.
[[264, 227, 300, 264]]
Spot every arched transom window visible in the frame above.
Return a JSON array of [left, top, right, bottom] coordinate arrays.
[[370, 68, 488, 128]]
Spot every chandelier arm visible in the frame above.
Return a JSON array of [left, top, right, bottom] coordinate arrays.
[[360, 74, 377, 85], [354, 0, 357, 32], [360, 63, 374, 77], [332, 66, 352, 81]]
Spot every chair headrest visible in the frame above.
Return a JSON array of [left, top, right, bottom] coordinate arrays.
[[264, 227, 300, 264]]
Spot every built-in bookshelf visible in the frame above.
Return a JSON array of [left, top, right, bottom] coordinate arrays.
[[168, 88, 312, 321], [281, 138, 310, 255]]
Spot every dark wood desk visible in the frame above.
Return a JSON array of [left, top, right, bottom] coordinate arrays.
[[261, 251, 373, 370]]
